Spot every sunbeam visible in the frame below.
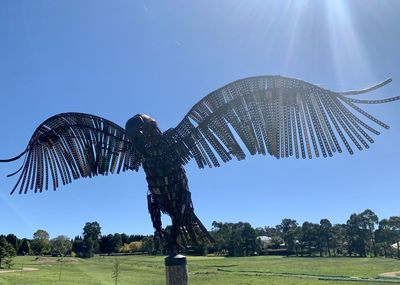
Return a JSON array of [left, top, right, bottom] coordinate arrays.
[[325, 1, 374, 88]]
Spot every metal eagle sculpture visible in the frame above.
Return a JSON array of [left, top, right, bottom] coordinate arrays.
[[1, 75, 399, 254]]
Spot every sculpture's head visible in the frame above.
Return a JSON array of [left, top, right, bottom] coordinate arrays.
[[125, 114, 161, 143]]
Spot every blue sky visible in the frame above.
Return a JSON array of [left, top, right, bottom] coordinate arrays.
[[0, 0, 399, 239]]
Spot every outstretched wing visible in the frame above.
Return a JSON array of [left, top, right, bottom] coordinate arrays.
[[0, 112, 142, 194], [168, 76, 399, 168]]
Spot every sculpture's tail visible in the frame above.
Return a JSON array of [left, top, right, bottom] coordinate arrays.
[[179, 212, 214, 247]]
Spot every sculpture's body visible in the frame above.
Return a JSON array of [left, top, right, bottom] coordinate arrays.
[[1, 75, 399, 254], [125, 114, 211, 252]]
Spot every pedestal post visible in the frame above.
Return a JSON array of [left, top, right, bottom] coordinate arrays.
[[165, 254, 188, 285]]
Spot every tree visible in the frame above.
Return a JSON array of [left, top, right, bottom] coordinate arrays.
[[100, 234, 114, 254], [4, 244, 16, 269], [211, 221, 260, 256], [346, 213, 367, 256], [33, 230, 49, 240], [83, 222, 101, 255], [49, 236, 72, 257], [31, 229, 50, 255], [211, 221, 229, 255], [255, 227, 268, 236], [277, 219, 299, 253], [345, 209, 379, 257], [388, 216, 400, 258], [140, 236, 154, 254], [235, 222, 260, 256], [72, 236, 84, 257], [360, 209, 379, 257], [0, 237, 8, 268], [82, 238, 95, 258], [18, 239, 31, 255], [100, 234, 123, 254], [260, 226, 283, 250], [119, 241, 143, 253], [119, 243, 130, 253], [112, 234, 123, 253], [319, 219, 333, 256], [346, 210, 380, 257], [331, 224, 346, 256], [375, 219, 396, 257], [112, 259, 120, 285], [5, 234, 18, 251], [120, 233, 129, 245], [83, 222, 101, 241], [300, 222, 319, 256], [128, 235, 145, 243], [0, 237, 15, 269]]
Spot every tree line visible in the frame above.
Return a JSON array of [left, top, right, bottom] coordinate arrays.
[[0, 208, 399, 266], [0, 222, 154, 262], [253, 209, 400, 258]]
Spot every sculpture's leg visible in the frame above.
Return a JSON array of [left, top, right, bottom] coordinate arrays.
[[168, 219, 180, 255], [168, 187, 191, 255], [147, 192, 164, 241], [165, 203, 189, 284]]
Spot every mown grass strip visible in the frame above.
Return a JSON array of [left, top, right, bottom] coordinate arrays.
[[216, 268, 400, 283]]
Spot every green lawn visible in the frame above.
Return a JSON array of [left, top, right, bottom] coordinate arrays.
[[0, 255, 399, 285]]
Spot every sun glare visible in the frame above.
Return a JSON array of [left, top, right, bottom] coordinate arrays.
[[324, 1, 373, 88]]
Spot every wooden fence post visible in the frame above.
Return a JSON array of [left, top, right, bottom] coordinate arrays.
[[165, 254, 188, 285]]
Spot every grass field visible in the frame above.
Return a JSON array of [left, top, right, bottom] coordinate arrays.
[[0, 255, 399, 285]]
